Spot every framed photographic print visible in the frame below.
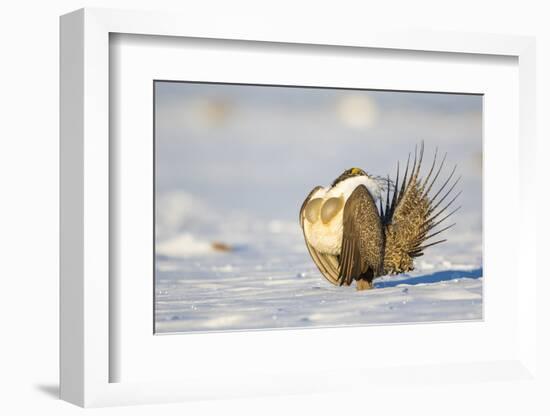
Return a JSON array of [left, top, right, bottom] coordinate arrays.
[[60, 8, 538, 408]]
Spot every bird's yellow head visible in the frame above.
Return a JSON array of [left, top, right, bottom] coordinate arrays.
[[348, 167, 366, 176], [331, 167, 368, 187]]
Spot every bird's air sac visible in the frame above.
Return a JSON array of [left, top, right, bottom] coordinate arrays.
[[305, 198, 323, 223], [321, 197, 344, 224]]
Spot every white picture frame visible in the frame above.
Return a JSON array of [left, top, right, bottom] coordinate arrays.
[[60, 7, 538, 408]]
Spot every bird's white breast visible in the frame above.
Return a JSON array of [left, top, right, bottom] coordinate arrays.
[[303, 175, 381, 255]]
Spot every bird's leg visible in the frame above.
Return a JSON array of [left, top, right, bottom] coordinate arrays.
[[356, 279, 373, 291]]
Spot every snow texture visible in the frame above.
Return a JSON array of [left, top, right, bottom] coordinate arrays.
[[155, 218, 482, 333], [154, 83, 483, 333]]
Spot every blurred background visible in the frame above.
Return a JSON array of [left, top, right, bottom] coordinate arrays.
[[155, 81, 482, 267], [154, 81, 483, 332]]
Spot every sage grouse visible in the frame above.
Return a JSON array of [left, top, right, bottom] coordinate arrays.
[[299, 143, 460, 290]]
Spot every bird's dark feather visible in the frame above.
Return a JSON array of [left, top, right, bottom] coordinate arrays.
[[382, 142, 460, 275], [338, 185, 384, 286]]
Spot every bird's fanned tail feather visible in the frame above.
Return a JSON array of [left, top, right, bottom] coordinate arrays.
[[382, 142, 460, 275]]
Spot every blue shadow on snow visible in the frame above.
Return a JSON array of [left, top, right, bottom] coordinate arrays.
[[374, 268, 483, 289]]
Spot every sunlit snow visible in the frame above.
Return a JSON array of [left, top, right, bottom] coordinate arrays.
[[154, 83, 483, 333], [155, 216, 482, 333]]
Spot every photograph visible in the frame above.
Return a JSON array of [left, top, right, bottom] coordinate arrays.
[[154, 81, 483, 334]]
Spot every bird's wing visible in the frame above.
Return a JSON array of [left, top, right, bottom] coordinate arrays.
[[300, 186, 340, 285], [381, 142, 461, 274], [338, 185, 384, 286]]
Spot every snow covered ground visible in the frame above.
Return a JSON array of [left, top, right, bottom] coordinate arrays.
[[155, 221, 482, 333], [154, 82, 483, 334]]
